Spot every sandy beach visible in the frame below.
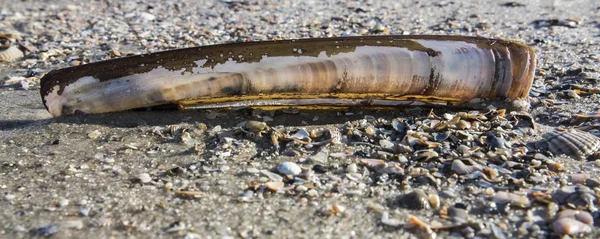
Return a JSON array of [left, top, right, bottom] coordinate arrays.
[[1, 0, 600, 238]]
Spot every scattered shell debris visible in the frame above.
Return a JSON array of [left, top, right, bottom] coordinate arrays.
[[2, 0, 600, 238], [81, 107, 600, 238], [2, 76, 39, 90], [532, 18, 581, 28]]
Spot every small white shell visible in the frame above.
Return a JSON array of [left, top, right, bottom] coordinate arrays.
[[290, 128, 311, 140]]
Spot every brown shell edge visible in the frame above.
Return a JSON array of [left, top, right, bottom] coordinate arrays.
[[39, 35, 536, 113]]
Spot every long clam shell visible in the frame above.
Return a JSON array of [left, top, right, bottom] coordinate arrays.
[[40, 35, 535, 117]]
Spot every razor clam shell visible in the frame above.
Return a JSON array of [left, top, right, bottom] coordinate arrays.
[[535, 129, 600, 160], [40, 35, 535, 117]]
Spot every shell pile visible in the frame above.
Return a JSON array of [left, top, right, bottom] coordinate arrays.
[[140, 108, 600, 238]]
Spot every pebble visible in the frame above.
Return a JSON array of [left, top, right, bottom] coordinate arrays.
[[346, 163, 358, 173], [101, 157, 115, 164], [308, 152, 328, 164], [295, 185, 308, 192], [61, 220, 84, 229], [58, 198, 69, 207], [307, 189, 319, 197], [456, 120, 471, 130], [345, 190, 363, 196], [260, 169, 283, 182], [137, 173, 152, 183], [557, 210, 594, 225], [489, 136, 509, 149], [265, 181, 285, 191], [77, 199, 88, 206], [494, 191, 530, 208], [428, 194, 440, 209], [553, 217, 591, 236], [164, 221, 186, 233], [4, 194, 15, 201], [277, 162, 302, 176], [439, 189, 457, 199], [138, 12, 156, 22], [13, 225, 26, 232], [381, 212, 402, 227], [365, 126, 377, 135], [566, 90, 580, 99], [332, 203, 345, 214], [490, 223, 507, 239], [585, 178, 600, 188], [448, 206, 469, 223], [34, 223, 59, 237], [246, 167, 260, 174], [79, 208, 90, 217], [451, 160, 476, 175], [87, 130, 102, 140], [379, 139, 395, 150]]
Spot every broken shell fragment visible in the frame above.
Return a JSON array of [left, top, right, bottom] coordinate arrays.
[[494, 191, 530, 208], [0, 46, 24, 62], [265, 181, 285, 191], [0, 35, 24, 62], [40, 35, 535, 117], [405, 215, 436, 239], [240, 120, 269, 136], [552, 186, 597, 210], [174, 190, 206, 199], [451, 159, 480, 175], [535, 128, 600, 160], [427, 193, 440, 209], [360, 158, 404, 174]]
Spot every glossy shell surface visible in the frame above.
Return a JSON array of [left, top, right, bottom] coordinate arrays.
[[40, 35, 536, 117], [400, 189, 431, 210]]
